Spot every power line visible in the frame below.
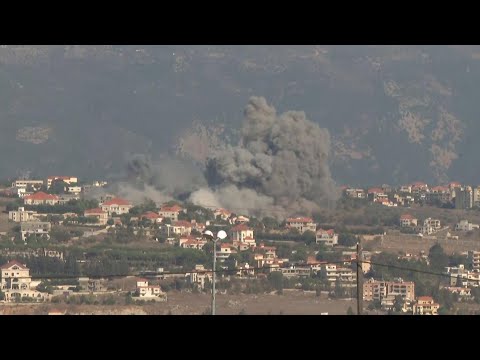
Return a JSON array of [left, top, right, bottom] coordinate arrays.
[[361, 260, 480, 284], [8, 258, 477, 286], [25, 259, 352, 280]]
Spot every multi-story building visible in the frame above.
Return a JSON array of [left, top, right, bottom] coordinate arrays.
[[0, 261, 49, 302], [8, 207, 38, 222], [426, 186, 451, 204], [399, 185, 412, 193], [367, 188, 386, 202], [20, 222, 51, 242], [185, 265, 212, 290], [285, 217, 317, 234], [11, 179, 44, 190], [363, 278, 415, 303], [159, 205, 183, 222], [399, 214, 418, 228], [455, 186, 474, 209], [46, 176, 78, 188], [474, 186, 480, 207], [24, 192, 60, 206], [345, 188, 366, 199], [134, 278, 166, 300], [170, 220, 193, 236], [413, 296, 440, 315], [322, 264, 357, 287], [468, 251, 480, 271], [101, 197, 132, 216], [216, 243, 237, 262], [230, 224, 255, 247], [179, 236, 207, 250], [84, 208, 109, 225], [316, 228, 339, 246], [415, 218, 441, 235], [279, 266, 311, 278], [410, 182, 428, 195]]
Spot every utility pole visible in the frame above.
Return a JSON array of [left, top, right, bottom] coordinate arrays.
[[356, 242, 363, 315], [212, 238, 217, 316]]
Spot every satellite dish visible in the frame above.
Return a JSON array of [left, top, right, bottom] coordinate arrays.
[[217, 230, 227, 240]]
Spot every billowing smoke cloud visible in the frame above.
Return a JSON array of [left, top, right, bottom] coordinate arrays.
[[113, 96, 338, 218], [188, 96, 338, 217]]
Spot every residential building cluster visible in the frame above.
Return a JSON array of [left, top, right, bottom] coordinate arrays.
[[342, 181, 480, 210]]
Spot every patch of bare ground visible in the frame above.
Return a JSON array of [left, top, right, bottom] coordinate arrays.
[[0, 291, 356, 315]]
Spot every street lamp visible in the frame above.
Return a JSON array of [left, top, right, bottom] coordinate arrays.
[[203, 229, 227, 315]]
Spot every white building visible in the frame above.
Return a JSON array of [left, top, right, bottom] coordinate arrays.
[[316, 228, 338, 246], [159, 205, 183, 222], [46, 176, 78, 188], [455, 220, 479, 232], [20, 222, 51, 242], [230, 224, 255, 247], [134, 278, 166, 300], [1, 261, 50, 302], [185, 265, 212, 290], [8, 207, 38, 222], [101, 198, 132, 216], [285, 217, 317, 234]]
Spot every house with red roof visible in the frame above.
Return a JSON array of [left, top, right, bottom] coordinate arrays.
[[367, 188, 388, 202], [216, 243, 237, 261], [24, 192, 60, 206], [231, 224, 255, 247], [316, 228, 338, 246], [141, 211, 163, 224], [134, 278, 166, 300], [84, 208, 108, 225], [1, 261, 50, 302], [285, 217, 317, 234], [159, 204, 184, 222], [213, 208, 232, 221], [399, 214, 418, 227], [179, 236, 207, 250], [101, 197, 132, 216], [171, 220, 193, 236], [410, 181, 428, 194]]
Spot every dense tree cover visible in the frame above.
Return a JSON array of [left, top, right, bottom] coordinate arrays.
[[48, 180, 69, 195], [316, 250, 343, 263], [129, 200, 158, 216], [429, 244, 449, 272], [338, 233, 358, 247]]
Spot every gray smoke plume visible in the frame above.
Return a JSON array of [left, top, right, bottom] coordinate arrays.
[[188, 96, 338, 217], [114, 96, 338, 218]]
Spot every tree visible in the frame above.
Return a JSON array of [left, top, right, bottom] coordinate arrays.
[[107, 219, 114, 226], [49, 180, 69, 195], [339, 233, 358, 247], [393, 295, 404, 313], [268, 272, 284, 292], [347, 306, 354, 315], [0, 290, 4, 301], [429, 244, 449, 272], [301, 230, 316, 245], [262, 217, 279, 230]]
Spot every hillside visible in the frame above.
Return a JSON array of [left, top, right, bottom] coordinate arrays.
[[1, 45, 479, 186]]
